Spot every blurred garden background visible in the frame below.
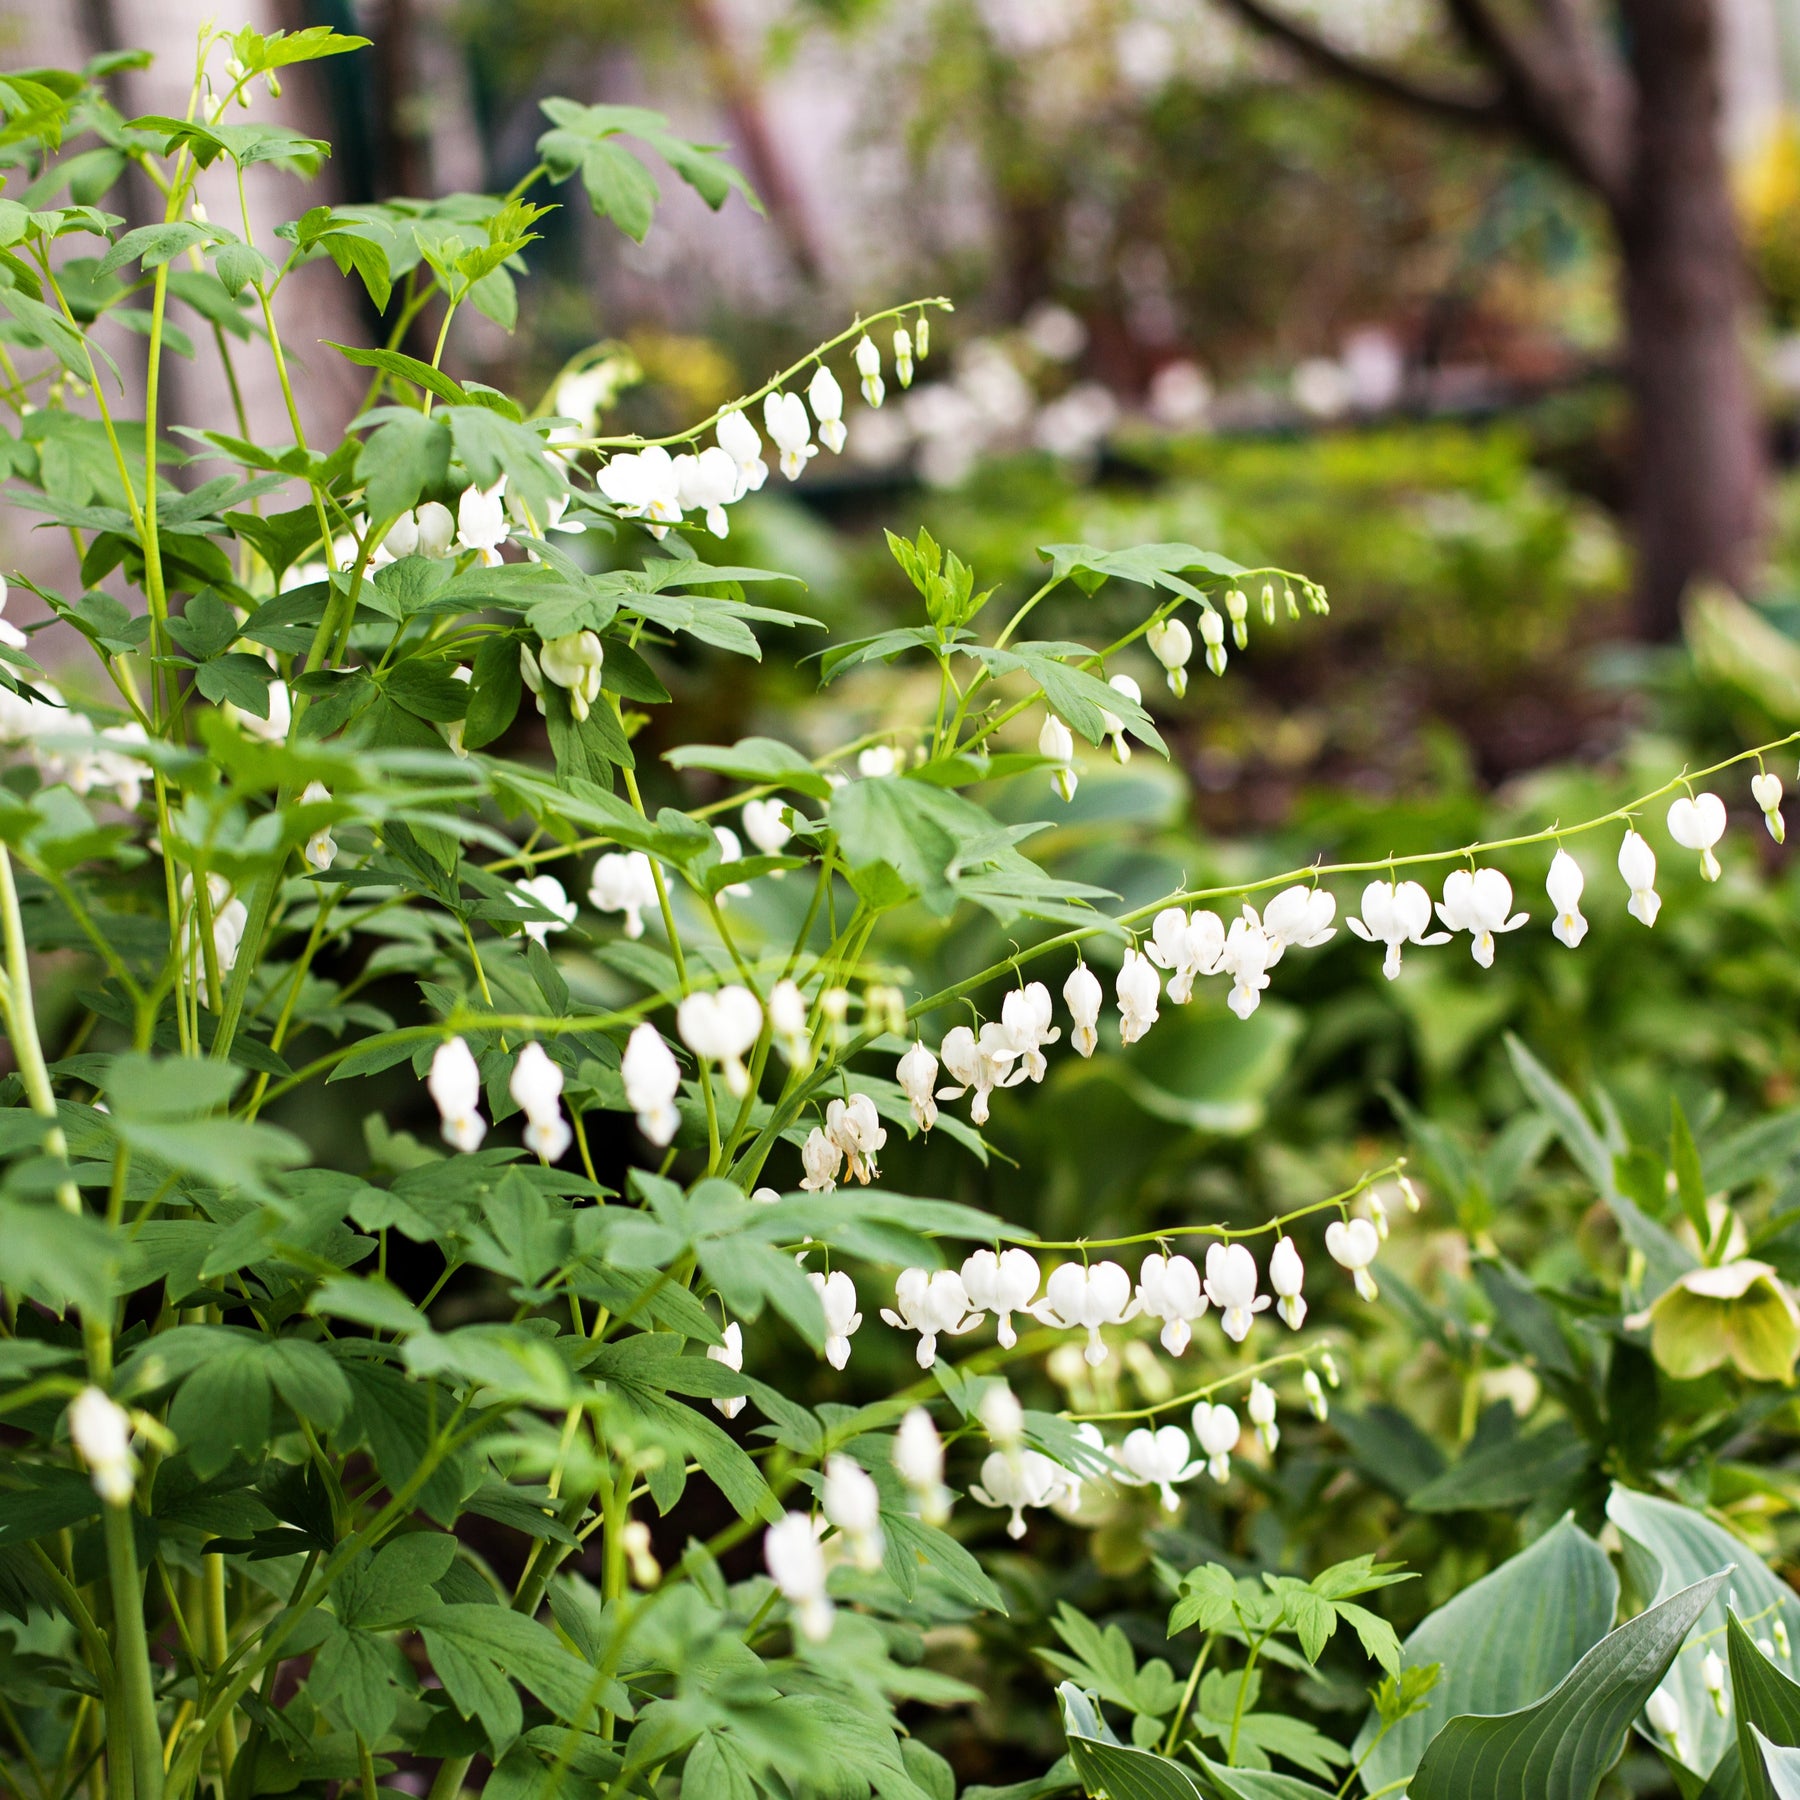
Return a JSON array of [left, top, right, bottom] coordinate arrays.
[[14, 2, 1800, 1792]]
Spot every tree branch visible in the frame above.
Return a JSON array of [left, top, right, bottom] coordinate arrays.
[[1443, 0, 1632, 207], [1209, 0, 1509, 131]]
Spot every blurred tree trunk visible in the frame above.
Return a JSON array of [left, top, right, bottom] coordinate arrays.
[[1215, 0, 1765, 641], [1618, 0, 1762, 637]]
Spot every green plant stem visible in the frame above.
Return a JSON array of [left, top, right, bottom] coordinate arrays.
[[1162, 1636, 1213, 1756], [1224, 1630, 1266, 1765], [101, 1505, 162, 1800], [1069, 1349, 1323, 1425], [580, 298, 954, 452], [202, 1555, 236, 1784]]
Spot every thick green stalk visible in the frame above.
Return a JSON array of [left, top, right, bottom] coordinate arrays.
[[101, 1505, 162, 1800]]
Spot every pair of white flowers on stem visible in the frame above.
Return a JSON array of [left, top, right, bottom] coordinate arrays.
[[890, 983, 1061, 1133], [761, 1450, 884, 1643], [617, 977, 828, 1150], [428, 1036, 571, 1161]]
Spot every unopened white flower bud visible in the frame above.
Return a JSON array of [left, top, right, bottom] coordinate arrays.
[[69, 1388, 136, 1505], [854, 334, 885, 408], [1199, 607, 1227, 676]]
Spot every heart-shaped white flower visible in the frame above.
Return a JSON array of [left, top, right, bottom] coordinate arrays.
[[1667, 792, 1727, 880]]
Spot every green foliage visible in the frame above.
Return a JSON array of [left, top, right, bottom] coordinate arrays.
[[6, 27, 1800, 1800]]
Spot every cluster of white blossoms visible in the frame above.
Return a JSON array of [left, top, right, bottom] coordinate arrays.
[[869, 1228, 1377, 1373], [963, 1362, 1337, 1539], [591, 328, 910, 545], [0, 651, 149, 811]]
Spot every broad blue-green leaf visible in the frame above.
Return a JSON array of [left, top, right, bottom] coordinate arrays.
[[1729, 1612, 1800, 1800], [1191, 1754, 1334, 1798], [1355, 1515, 1617, 1793], [1607, 1485, 1800, 1780], [1066, 1735, 1202, 1800], [1754, 1728, 1800, 1800], [1408, 1574, 1728, 1800]]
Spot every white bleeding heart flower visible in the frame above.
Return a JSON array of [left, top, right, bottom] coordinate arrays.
[[716, 408, 768, 492], [824, 1092, 886, 1184], [621, 1023, 681, 1147], [1257, 885, 1337, 960], [1135, 1252, 1207, 1355], [808, 363, 847, 454], [1102, 673, 1140, 762], [429, 1037, 486, 1153], [1546, 849, 1588, 948], [1145, 907, 1224, 1004], [800, 1128, 842, 1193], [1667, 791, 1727, 881], [809, 1270, 862, 1370], [1031, 1260, 1135, 1365], [1219, 916, 1275, 1019], [1618, 828, 1661, 926], [742, 796, 793, 858], [1116, 1425, 1202, 1511], [1268, 1236, 1307, 1330], [455, 480, 509, 564], [853, 333, 885, 408], [1039, 712, 1077, 802], [68, 1387, 136, 1505], [510, 873, 577, 945], [1752, 770, 1786, 844], [1247, 1379, 1279, 1453], [588, 850, 657, 939], [821, 1453, 883, 1569], [676, 985, 764, 1098], [509, 1041, 572, 1163], [960, 1248, 1041, 1348], [936, 1022, 1025, 1125], [674, 445, 742, 538], [1346, 878, 1449, 979], [1064, 961, 1103, 1056], [1203, 1243, 1270, 1342], [898, 1040, 940, 1130], [999, 981, 1060, 1081], [1146, 616, 1193, 696], [1191, 1401, 1240, 1482], [1326, 1217, 1382, 1302], [764, 390, 817, 480], [969, 1448, 1065, 1539], [764, 1511, 833, 1641], [881, 1268, 982, 1368], [709, 1319, 747, 1419], [1436, 868, 1527, 968], [1116, 948, 1161, 1044], [893, 1407, 950, 1524]]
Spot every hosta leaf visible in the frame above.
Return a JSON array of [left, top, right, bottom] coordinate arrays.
[[1409, 1575, 1728, 1800], [1607, 1485, 1800, 1780], [1354, 1515, 1617, 1792], [1191, 1753, 1334, 1798], [1066, 1734, 1202, 1800], [1729, 1612, 1800, 1800]]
